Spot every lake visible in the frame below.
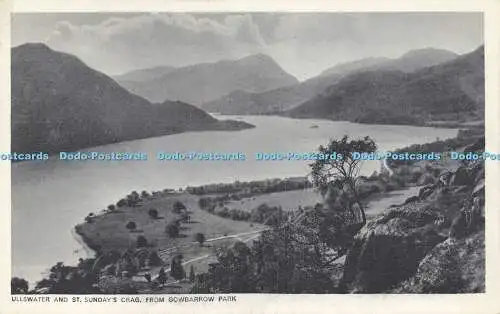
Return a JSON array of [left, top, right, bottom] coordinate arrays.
[[11, 115, 458, 284]]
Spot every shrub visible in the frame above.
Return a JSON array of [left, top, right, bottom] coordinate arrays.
[[195, 233, 206, 246], [107, 204, 116, 211], [173, 201, 186, 214], [136, 235, 148, 248], [170, 255, 185, 280], [126, 221, 136, 231], [11, 277, 29, 294], [117, 199, 127, 207], [148, 208, 159, 219], [198, 198, 212, 209]]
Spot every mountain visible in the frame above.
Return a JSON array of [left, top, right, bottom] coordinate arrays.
[[113, 66, 177, 82], [287, 46, 484, 125], [204, 48, 458, 115], [384, 48, 459, 72], [115, 54, 298, 106], [11, 43, 253, 154], [318, 57, 391, 78], [202, 74, 342, 115], [319, 48, 458, 77]]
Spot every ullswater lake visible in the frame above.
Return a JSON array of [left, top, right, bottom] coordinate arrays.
[[11, 115, 459, 284]]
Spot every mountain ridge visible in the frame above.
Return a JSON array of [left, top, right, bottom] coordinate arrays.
[[286, 45, 484, 125], [11, 43, 253, 154], [203, 47, 460, 115], [115, 53, 298, 106]]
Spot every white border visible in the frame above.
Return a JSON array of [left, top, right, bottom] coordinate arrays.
[[1, 1, 499, 313]]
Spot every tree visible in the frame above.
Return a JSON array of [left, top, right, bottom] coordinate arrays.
[[127, 191, 140, 207], [198, 241, 256, 293], [195, 233, 206, 246], [117, 198, 127, 207], [126, 221, 136, 231], [148, 208, 159, 219], [11, 277, 29, 294], [170, 255, 185, 280], [147, 251, 163, 267], [136, 235, 148, 248], [198, 198, 211, 209], [310, 135, 377, 229], [189, 265, 196, 282], [157, 267, 167, 286], [166, 222, 179, 238], [193, 207, 342, 294], [84, 215, 93, 223], [173, 201, 186, 214], [34, 260, 101, 294], [141, 190, 150, 199], [107, 204, 116, 212]]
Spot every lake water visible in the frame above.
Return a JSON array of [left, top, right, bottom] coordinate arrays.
[[11, 115, 458, 284]]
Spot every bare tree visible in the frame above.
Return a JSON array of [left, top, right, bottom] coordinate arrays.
[[310, 135, 377, 228]]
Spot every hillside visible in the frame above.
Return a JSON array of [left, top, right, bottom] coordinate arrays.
[[11, 43, 253, 154], [202, 73, 342, 114], [287, 46, 484, 125], [113, 66, 177, 82], [204, 48, 458, 115], [115, 54, 298, 106], [319, 48, 458, 77]]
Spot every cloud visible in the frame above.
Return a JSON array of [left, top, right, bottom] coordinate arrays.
[[273, 13, 366, 43], [45, 13, 267, 74], [13, 12, 482, 80]]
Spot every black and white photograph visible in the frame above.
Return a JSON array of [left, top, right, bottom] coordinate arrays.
[[8, 10, 487, 296]]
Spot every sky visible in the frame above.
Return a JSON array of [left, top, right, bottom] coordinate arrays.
[[11, 12, 483, 81]]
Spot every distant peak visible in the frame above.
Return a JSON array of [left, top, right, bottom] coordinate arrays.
[[238, 53, 275, 63], [400, 47, 458, 59], [13, 42, 52, 51]]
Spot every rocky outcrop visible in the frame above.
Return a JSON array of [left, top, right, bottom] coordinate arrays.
[[340, 155, 485, 293], [394, 231, 484, 293], [340, 204, 448, 293]]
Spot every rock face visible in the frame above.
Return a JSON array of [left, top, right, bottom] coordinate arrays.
[[340, 204, 448, 293], [395, 231, 484, 293], [340, 155, 485, 293]]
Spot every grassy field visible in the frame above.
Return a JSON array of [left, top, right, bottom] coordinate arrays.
[[76, 192, 266, 254], [222, 188, 322, 212], [75, 182, 411, 293]]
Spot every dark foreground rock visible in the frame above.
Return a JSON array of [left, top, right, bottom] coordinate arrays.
[[394, 230, 484, 293], [340, 157, 485, 293], [339, 204, 448, 293]]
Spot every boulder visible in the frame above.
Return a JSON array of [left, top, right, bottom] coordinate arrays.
[[340, 204, 447, 293], [450, 166, 470, 186]]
